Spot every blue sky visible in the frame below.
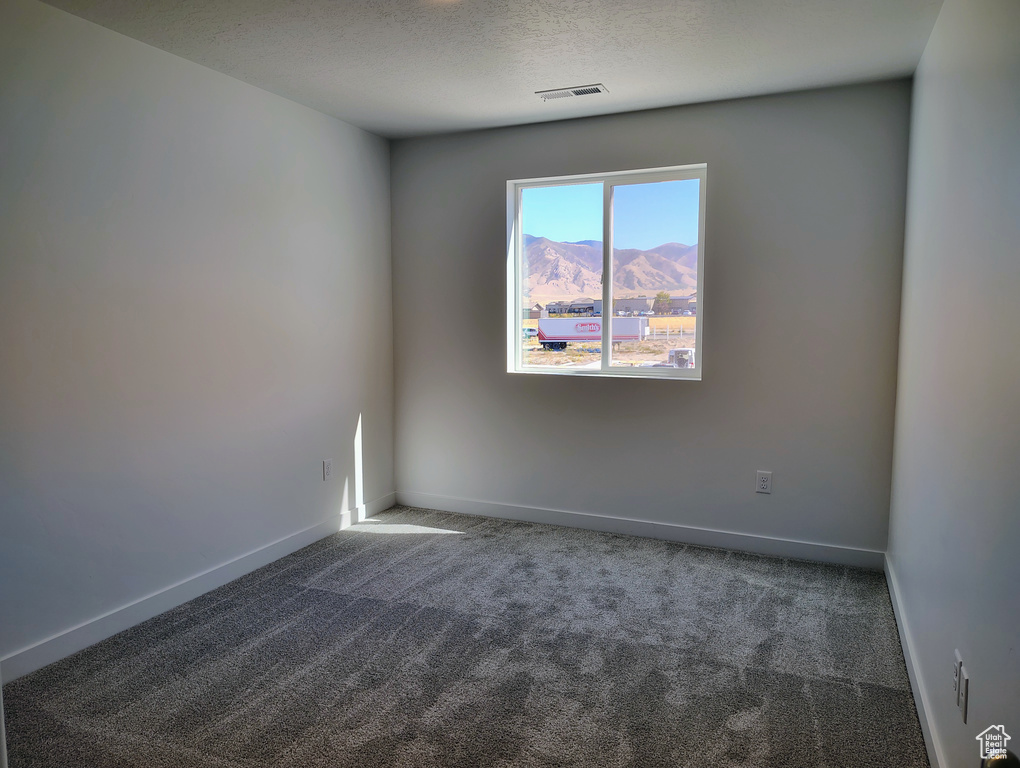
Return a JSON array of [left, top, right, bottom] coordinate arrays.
[[522, 178, 700, 250]]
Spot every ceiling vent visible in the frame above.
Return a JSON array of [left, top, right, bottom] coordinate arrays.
[[536, 83, 609, 102]]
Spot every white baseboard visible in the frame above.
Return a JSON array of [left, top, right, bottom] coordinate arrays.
[[395, 491, 885, 569], [0, 493, 397, 684], [0, 668, 7, 768], [885, 556, 944, 768], [340, 492, 397, 530]]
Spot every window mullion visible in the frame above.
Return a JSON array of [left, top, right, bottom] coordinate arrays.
[[516, 185, 524, 373], [601, 181, 612, 373]]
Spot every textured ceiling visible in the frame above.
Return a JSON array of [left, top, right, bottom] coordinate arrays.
[[42, 0, 942, 138]]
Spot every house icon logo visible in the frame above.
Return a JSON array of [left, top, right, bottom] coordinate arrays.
[[977, 725, 1011, 759]]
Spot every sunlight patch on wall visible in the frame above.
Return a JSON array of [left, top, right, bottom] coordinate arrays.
[[354, 413, 365, 523]]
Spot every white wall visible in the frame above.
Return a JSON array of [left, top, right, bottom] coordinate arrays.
[[0, 0, 393, 674], [887, 0, 1020, 765], [391, 82, 910, 557]]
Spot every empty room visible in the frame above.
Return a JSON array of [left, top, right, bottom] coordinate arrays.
[[1, 0, 1017, 766]]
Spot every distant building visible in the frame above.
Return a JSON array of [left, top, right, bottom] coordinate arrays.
[[667, 294, 696, 314], [523, 302, 548, 320], [568, 297, 602, 316], [614, 297, 653, 314], [545, 298, 601, 316], [615, 294, 696, 315]]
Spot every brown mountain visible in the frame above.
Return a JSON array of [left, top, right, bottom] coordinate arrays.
[[523, 236, 698, 302]]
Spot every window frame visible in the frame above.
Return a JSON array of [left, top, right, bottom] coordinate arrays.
[[506, 163, 708, 380]]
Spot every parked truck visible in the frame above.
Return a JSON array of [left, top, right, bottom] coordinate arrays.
[[537, 317, 648, 349], [667, 348, 696, 368]]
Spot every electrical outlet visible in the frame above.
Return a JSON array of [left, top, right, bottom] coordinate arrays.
[[959, 664, 969, 723], [756, 470, 773, 494], [322, 459, 333, 481]]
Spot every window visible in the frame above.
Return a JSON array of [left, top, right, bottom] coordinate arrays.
[[506, 164, 707, 380]]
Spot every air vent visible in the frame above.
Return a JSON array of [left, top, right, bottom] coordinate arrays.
[[536, 83, 609, 102]]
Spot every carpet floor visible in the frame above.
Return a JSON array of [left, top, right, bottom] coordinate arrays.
[[4, 506, 928, 767]]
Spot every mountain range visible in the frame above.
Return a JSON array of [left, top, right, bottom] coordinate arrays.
[[523, 235, 698, 303]]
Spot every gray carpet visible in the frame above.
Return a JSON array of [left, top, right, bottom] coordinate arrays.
[[4, 506, 928, 767]]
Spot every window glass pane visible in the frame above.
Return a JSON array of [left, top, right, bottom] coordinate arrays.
[[609, 179, 700, 369], [520, 183, 603, 369]]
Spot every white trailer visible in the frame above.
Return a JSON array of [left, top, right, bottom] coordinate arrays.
[[537, 317, 648, 349]]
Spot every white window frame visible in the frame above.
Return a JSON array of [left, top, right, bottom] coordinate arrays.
[[506, 163, 707, 380]]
